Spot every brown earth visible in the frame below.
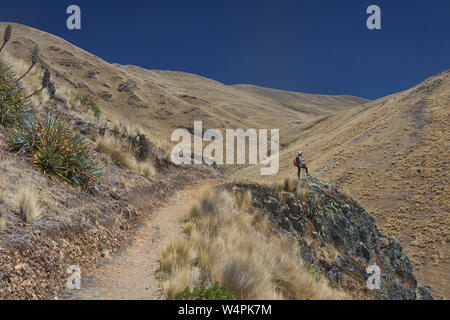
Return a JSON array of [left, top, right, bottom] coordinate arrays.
[[64, 183, 214, 300], [0, 138, 221, 300]]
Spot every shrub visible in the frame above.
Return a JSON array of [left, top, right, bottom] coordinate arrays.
[[174, 283, 237, 300], [75, 93, 101, 118], [0, 61, 30, 126], [9, 116, 102, 191]]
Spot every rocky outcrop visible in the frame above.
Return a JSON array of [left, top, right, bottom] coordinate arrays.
[[117, 79, 138, 93], [228, 178, 433, 300]]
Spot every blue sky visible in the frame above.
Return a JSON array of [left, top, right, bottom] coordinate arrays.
[[1, 0, 449, 99]]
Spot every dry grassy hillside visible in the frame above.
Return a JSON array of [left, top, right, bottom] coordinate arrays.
[[160, 185, 346, 300], [0, 23, 367, 142], [0, 22, 220, 299], [1, 22, 446, 300], [160, 178, 432, 300], [233, 70, 450, 298]]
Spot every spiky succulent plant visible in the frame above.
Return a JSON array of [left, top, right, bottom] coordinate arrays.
[[0, 25, 12, 53], [41, 67, 50, 88], [31, 45, 40, 65], [9, 116, 103, 190], [47, 81, 56, 98]]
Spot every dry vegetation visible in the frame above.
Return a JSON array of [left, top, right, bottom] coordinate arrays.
[[1, 22, 447, 299], [160, 187, 345, 300], [16, 186, 42, 223], [0, 50, 49, 108], [94, 132, 155, 179], [231, 70, 450, 298], [0, 23, 224, 300]]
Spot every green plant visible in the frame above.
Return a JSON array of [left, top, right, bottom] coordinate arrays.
[[0, 61, 30, 126], [174, 283, 237, 300], [75, 93, 101, 118], [9, 116, 103, 191], [0, 25, 12, 54]]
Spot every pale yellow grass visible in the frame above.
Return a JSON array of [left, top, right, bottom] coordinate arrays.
[[94, 133, 155, 178], [111, 116, 172, 160], [0, 215, 7, 231], [161, 187, 345, 300], [16, 186, 42, 223]]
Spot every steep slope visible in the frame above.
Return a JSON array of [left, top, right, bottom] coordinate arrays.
[[156, 178, 432, 300], [0, 22, 221, 300], [0, 22, 368, 141], [228, 179, 433, 300], [0, 22, 446, 300], [233, 70, 450, 298]]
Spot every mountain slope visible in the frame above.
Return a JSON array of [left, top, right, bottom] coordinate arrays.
[[233, 70, 450, 298], [0, 22, 368, 141], [0, 22, 446, 299]]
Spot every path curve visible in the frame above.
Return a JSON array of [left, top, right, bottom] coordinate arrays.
[[67, 184, 207, 300]]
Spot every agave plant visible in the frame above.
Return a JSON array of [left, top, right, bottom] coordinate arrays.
[[10, 116, 103, 191], [0, 25, 12, 54], [14, 45, 40, 85]]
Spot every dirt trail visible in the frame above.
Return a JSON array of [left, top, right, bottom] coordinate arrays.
[[66, 184, 207, 300]]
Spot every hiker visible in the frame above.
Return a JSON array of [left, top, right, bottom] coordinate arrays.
[[294, 151, 309, 178]]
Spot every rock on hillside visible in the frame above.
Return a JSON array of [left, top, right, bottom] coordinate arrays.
[[228, 178, 433, 300]]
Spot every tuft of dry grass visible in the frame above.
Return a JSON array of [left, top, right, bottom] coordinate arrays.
[[138, 161, 156, 179], [95, 133, 156, 178], [160, 187, 345, 300], [16, 186, 42, 223], [111, 117, 141, 137], [0, 215, 7, 231], [235, 189, 252, 210], [163, 267, 200, 300], [111, 117, 172, 162], [160, 238, 197, 273], [283, 177, 296, 193]]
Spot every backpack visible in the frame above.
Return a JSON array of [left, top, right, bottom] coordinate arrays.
[[293, 157, 299, 167]]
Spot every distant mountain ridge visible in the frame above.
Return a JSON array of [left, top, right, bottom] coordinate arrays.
[[0, 22, 368, 142]]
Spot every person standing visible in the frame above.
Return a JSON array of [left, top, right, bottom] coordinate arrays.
[[296, 151, 309, 178]]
